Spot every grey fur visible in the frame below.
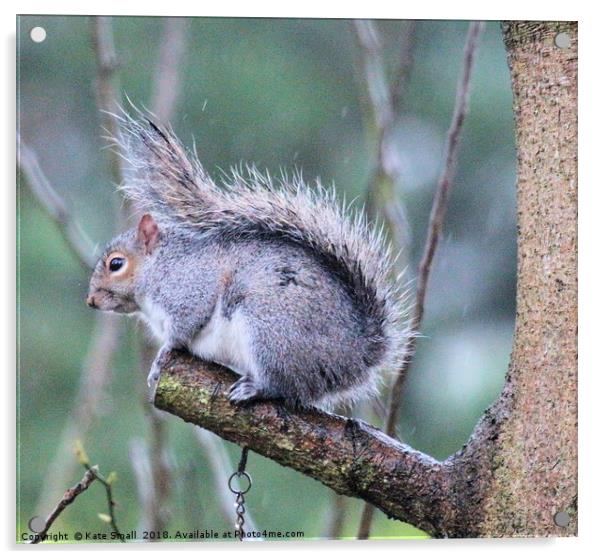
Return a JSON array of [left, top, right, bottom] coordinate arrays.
[[88, 113, 409, 409]]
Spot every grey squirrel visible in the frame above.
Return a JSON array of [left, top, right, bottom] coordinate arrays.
[[86, 114, 407, 408]]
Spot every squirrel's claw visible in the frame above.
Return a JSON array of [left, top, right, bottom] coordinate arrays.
[[148, 344, 172, 389], [228, 376, 262, 405], [147, 365, 161, 388]]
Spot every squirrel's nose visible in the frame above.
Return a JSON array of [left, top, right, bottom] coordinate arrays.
[[86, 295, 97, 308]]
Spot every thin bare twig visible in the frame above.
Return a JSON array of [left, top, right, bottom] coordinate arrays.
[[357, 20, 484, 540], [74, 442, 123, 540], [354, 19, 415, 131], [390, 21, 416, 114], [354, 20, 394, 132], [385, 20, 485, 436], [128, 439, 151, 531], [31, 467, 98, 544], [323, 493, 348, 538], [151, 18, 188, 124], [88, 469, 123, 541], [132, 340, 173, 534], [354, 20, 416, 271], [90, 16, 125, 189], [17, 137, 96, 270], [32, 448, 122, 545], [147, 410, 171, 531], [356, 502, 376, 540]]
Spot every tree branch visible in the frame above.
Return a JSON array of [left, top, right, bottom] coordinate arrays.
[[153, 352, 458, 536], [135, 340, 173, 534], [17, 137, 96, 270], [32, 453, 122, 544], [354, 20, 415, 262], [31, 467, 98, 544], [150, 18, 188, 124], [90, 16, 125, 190], [74, 443, 124, 540], [128, 438, 155, 531], [323, 493, 349, 538]]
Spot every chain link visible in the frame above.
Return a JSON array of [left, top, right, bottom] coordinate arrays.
[[228, 447, 252, 541]]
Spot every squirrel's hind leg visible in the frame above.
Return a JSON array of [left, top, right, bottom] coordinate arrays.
[[228, 375, 263, 404]]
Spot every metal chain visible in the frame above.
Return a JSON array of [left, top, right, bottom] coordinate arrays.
[[228, 447, 252, 541]]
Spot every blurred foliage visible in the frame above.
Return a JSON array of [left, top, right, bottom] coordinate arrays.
[[17, 16, 516, 540]]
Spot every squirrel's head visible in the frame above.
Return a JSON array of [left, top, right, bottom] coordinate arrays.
[[86, 214, 161, 313]]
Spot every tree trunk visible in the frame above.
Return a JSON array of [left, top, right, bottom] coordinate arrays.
[[153, 21, 577, 537], [457, 20, 578, 537]]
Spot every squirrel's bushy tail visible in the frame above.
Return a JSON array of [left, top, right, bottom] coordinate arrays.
[[115, 113, 408, 376]]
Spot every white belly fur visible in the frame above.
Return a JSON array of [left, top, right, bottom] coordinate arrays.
[[190, 300, 257, 378], [140, 297, 257, 378]]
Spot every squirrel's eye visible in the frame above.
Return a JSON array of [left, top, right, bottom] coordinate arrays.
[[109, 257, 125, 272]]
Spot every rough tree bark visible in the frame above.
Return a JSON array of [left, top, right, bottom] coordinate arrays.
[[153, 21, 577, 537]]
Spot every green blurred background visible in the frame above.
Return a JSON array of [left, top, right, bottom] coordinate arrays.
[[17, 16, 516, 541]]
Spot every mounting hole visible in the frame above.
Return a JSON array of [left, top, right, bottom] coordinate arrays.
[[554, 510, 570, 527], [30, 26, 47, 43], [554, 32, 570, 49], [28, 515, 45, 533]]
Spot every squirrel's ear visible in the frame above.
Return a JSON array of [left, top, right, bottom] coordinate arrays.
[[137, 214, 160, 255]]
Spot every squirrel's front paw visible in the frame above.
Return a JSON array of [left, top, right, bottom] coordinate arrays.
[[228, 376, 262, 405]]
